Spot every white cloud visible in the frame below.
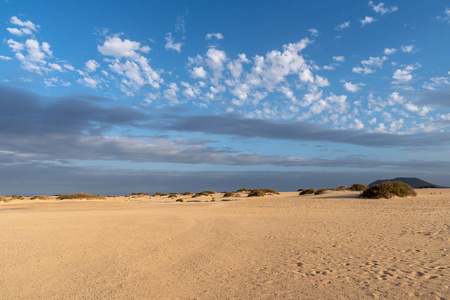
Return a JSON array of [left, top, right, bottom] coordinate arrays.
[[10, 16, 39, 32], [300, 69, 314, 83], [362, 56, 387, 67], [334, 21, 350, 30], [164, 82, 180, 103], [387, 91, 404, 105], [360, 16, 377, 26], [384, 48, 396, 55], [48, 63, 63, 71], [99, 35, 162, 94], [85, 59, 100, 72], [190, 66, 207, 79], [8, 38, 53, 74], [140, 46, 151, 53], [352, 119, 365, 130], [98, 37, 141, 58], [353, 56, 387, 75], [315, 75, 329, 87], [369, 1, 398, 15], [7, 39, 24, 52], [64, 64, 75, 71], [308, 29, 319, 37], [7, 27, 33, 36], [392, 65, 416, 84], [0, 55, 12, 61], [205, 33, 224, 40], [422, 75, 450, 90], [343, 81, 365, 92], [164, 32, 183, 53], [206, 48, 227, 71], [333, 56, 345, 62], [401, 45, 414, 53], [77, 76, 100, 88]]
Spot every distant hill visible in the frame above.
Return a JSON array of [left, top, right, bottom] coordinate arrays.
[[368, 177, 439, 189]]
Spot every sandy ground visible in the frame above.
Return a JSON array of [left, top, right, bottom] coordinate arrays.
[[1, 189, 449, 299]]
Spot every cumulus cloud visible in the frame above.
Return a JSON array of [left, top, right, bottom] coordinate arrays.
[[308, 29, 319, 37], [98, 36, 144, 58], [360, 16, 377, 26], [353, 56, 387, 74], [98, 35, 162, 94], [77, 76, 100, 88], [384, 48, 396, 55], [392, 65, 416, 84], [343, 82, 365, 92], [334, 21, 350, 30], [7, 38, 52, 74], [205, 33, 224, 40], [85, 59, 100, 72], [165, 32, 183, 53], [190, 66, 207, 79], [10, 16, 39, 32], [401, 45, 415, 53], [7, 27, 33, 36], [0, 55, 12, 61], [333, 56, 345, 62], [369, 1, 398, 15]]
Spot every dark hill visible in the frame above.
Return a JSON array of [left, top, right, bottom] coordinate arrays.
[[368, 177, 438, 189]]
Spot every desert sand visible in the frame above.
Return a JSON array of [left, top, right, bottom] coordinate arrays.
[[1, 189, 449, 299]]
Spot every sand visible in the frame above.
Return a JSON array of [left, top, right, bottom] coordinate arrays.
[[1, 189, 449, 299]]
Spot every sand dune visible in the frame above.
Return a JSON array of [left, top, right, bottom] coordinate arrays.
[[1, 189, 449, 299]]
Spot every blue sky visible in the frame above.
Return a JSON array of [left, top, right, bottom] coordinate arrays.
[[1, 0, 449, 194]]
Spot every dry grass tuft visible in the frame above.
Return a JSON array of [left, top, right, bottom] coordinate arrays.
[[56, 193, 105, 200]]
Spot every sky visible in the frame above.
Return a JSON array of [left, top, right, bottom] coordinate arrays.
[[0, 0, 449, 195]]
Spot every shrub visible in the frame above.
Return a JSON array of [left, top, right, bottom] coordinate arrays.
[[56, 193, 105, 200], [192, 191, 216, 198], [176, 199, 184, 202], [10, 195, 25, 200], [31, 195, 50, 200], [314, 188, 326, 195], [153, 192, 168, 196], [351, 184, 368, 191], [168, 193, 179, 198], [236, 188, 249, 193], [360, 182, 417, 199], [183, 191, 194, 195], [299, 188, 316, 195], [223, 192, 237, 197], [248, 189, 266, 197], [131, 193, 149, 197]]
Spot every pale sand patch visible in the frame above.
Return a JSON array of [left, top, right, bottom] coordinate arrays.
[[1, 189, 449, 299]]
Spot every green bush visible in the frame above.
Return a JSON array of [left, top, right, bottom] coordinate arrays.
[[56, 193, 105, 200], [168, 193, 179, 198], [360, 182, 417, 199], [299, 188, 316, 195], [153, 192, 168, 196], [314, 188, 326, 195], [223, 192, 237, 197], [192, 191, 216, 198], [248, 189, 266, 197], [247, 189, 280, 197], [236, 188, 250, 193], [183, 191, 194, 195], [351, 184, 368, 191], [176, 199, 184, 202]]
